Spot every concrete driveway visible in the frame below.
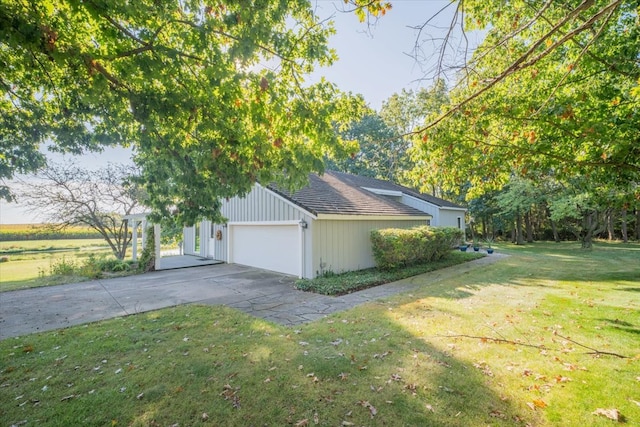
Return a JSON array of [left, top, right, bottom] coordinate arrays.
[[0, 255, 506, 340]]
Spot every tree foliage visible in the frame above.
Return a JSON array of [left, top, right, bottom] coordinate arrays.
[[17, 163, 146, 259], [325, 113, 397, 179], [408, 0, 639, 199], [1, 0, 364, 223], [349, 0, 639, 246], [349, 1, 638, 201]]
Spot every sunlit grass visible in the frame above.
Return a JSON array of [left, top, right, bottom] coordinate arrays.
[[1, 242, 638, 426]]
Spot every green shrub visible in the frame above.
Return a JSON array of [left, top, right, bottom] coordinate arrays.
[[78, 254, 132, 279], [139, 225, 156, 272], [370, 226, 464, 270], [49, 256, 79, 276]]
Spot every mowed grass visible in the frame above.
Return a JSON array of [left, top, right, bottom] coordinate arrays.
[[1, 242, 639, 426], [0, 241, 114, 291]]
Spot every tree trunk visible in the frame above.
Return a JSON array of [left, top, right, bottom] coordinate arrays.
[[636, 209, 640, 240], [525, 210, 534, 243], [606, 209, 615, 240], [581, 209, 607, 250], [545, 205, 560, 242], [516, 211, 525, 245], [621, 209, 628, 243]]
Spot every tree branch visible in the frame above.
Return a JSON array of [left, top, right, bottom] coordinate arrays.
[[416, 0, 621, 133], [437, 333, 630, 358]]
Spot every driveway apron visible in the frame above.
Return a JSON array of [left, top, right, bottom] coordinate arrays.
[[0, 255, 506, 340]]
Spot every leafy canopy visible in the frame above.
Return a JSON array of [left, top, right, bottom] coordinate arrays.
[[348, 1, 639, 202], [1, 0, 364, 223], [409, 0, 639, 199]]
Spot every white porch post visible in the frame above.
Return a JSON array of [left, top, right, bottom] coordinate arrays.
[[131, 219, 138, 261], [154, 223, 161, 270]]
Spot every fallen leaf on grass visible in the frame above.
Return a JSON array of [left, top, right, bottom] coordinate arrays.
[[489, 409, 506, 419], [629, 399, 640, 407], [294, 419, 308, 427], [526, 399, 547, 410], [592, 408, 623, 422], [358, 400, 377, 417], [473, 361, 494, 377], [533, 399, 547, 408]]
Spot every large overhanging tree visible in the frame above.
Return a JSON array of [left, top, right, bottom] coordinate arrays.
[[1, 0, 363, 224], [348, 0, 639, 185], [350, 0, 639, 247], [408, 0, 639, 196]]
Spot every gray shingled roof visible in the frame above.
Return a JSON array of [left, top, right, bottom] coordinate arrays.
[[327, 171, 465, 209], [268, 171, 463, 217]]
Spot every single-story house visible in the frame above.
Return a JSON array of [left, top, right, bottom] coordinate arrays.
[[183, 170, 466, 279]]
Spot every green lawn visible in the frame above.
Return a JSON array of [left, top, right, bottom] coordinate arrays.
[[1, 241, 638, 426], [0, 239, 142, 292]]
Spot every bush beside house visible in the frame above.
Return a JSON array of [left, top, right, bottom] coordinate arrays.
[[371, 226, 464, 270]]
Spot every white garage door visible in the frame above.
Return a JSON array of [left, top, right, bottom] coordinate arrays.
[[229, 224, 300, 276]]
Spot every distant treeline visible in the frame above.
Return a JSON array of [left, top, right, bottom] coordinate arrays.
[[0, 224, 103, 241]]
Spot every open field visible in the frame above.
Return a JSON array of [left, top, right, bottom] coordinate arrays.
[[1, 241, 638, 426], [0, 238, 109, 253], [0, 246, 115, 291], [0, 238, 132, 292], [0, 224, 103, 241]]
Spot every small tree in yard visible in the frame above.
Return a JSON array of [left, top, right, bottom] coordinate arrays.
[[18, 162, 146, 260]]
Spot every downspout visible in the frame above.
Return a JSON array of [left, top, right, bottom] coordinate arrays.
[[299, 218, 308, 279]]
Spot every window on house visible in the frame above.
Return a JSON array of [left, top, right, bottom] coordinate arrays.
[[457, 217, 461, 229]]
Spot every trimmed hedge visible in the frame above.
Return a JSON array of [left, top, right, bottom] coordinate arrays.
[[370, 226, 464, 270]]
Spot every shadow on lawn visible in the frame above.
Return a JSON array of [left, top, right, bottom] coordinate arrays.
[[273, 315, 534, 426]]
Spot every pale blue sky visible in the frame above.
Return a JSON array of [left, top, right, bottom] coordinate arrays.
[[1, 1, 470, 224]]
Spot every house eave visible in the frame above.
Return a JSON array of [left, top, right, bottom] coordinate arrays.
[[315, 214, 432, 221]]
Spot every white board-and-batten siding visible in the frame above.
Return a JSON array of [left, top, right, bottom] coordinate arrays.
[[311, 218, 426, 277], [210, 184, 313, 265], [400, 194, 466, 230]]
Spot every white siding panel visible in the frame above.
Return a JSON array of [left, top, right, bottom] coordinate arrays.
[[438, 209, 466, 229], [311, 219, 425, 277], [183, 226, 196, 255], [400, 194, 440, 225], [211, 185, 312, 264]]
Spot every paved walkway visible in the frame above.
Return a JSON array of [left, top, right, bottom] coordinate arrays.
[[0, 254, 506, 340]]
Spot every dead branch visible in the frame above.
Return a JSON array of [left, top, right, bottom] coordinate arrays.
[[414, 0, 621, 134], [554, 332, 630, 359], [435, 334, 547, 350], [436, 333, 630, 359]]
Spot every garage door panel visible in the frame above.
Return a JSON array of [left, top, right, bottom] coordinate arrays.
[[230, 225, 299, 276]]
